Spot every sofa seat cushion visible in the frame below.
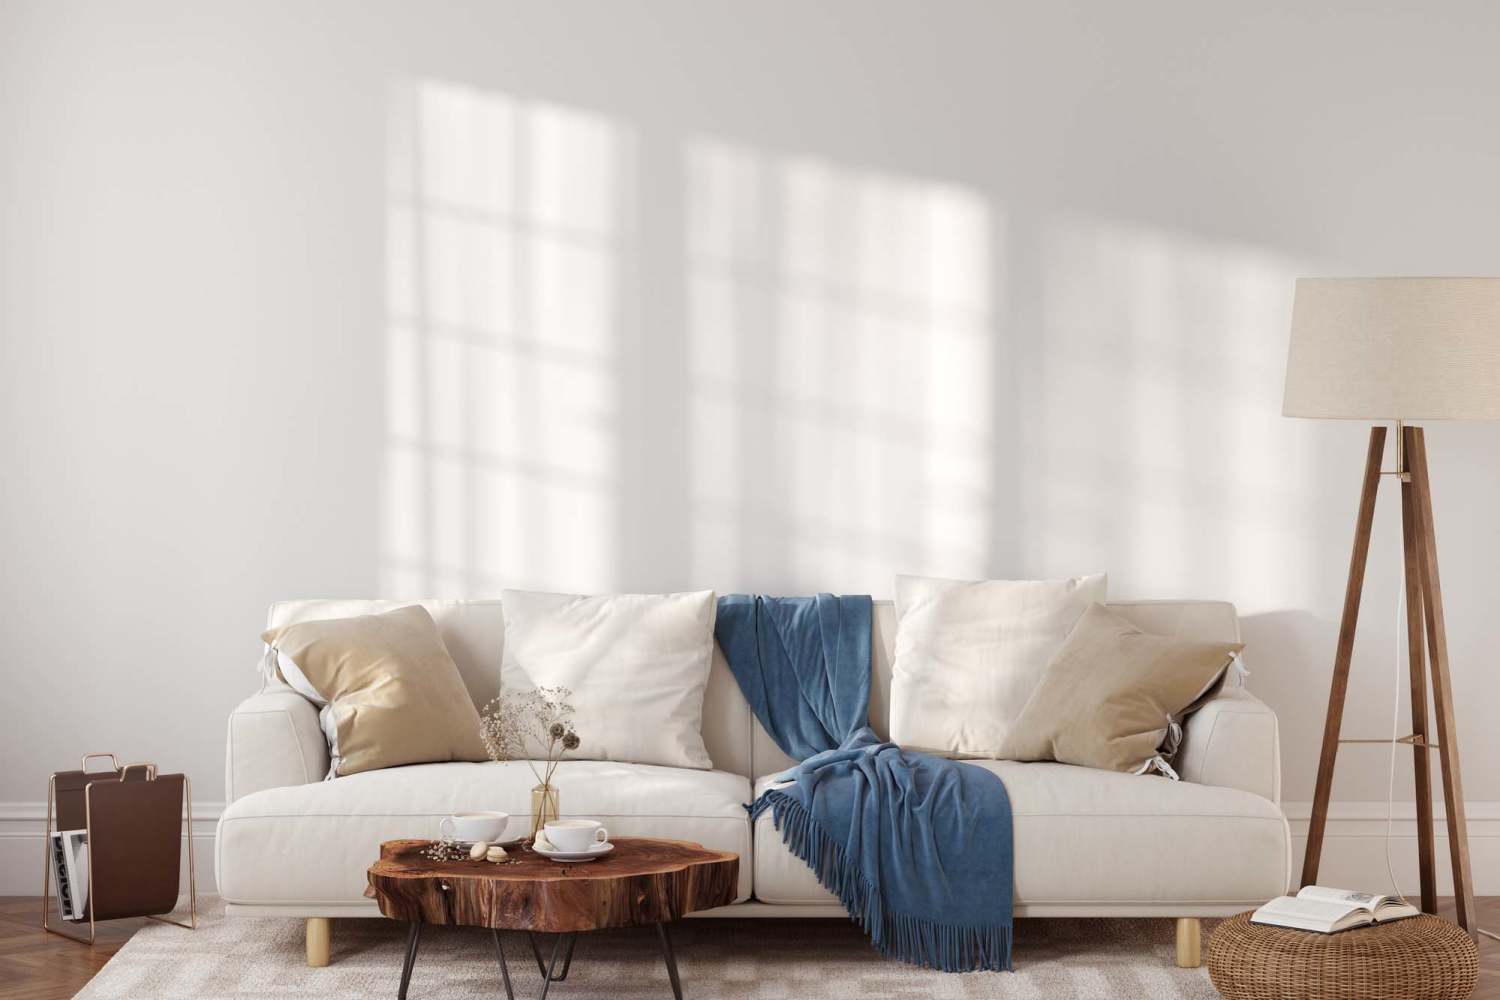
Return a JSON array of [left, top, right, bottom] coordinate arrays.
[[752, 761, 1289, 909], [218, 760, 752, 906]]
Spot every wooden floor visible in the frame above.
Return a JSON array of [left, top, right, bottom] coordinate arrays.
[[1441, 898, 1500, 1000], [0, 896, 1497, 998], [0, 899, 146, 1000]]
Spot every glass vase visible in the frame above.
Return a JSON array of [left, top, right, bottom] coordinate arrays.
[[530, 783, 560, 840]]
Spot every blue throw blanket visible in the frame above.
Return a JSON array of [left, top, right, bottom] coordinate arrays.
[[716, 594, 1014, 972]]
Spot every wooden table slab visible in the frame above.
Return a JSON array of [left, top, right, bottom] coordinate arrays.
[[367, 837, 739, 933]]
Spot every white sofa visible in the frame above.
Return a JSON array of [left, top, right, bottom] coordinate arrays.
[[218, 598, 1290, 968]]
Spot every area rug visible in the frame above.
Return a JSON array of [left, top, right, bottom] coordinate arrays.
[[77, 899, 1220, 999]]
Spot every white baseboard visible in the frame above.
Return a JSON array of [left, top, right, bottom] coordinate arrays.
[[1283, 800, 1500, 896], [4, 799, 1498, 898], [0, 800, 221, 897]]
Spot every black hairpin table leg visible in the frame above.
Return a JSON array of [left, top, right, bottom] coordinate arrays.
[[397, 922, 681, 999], [655, 922, 684, 1000], [491, 930, 515, 1000], [397, 923, 422, 1000], [529, 932, 577, 982], [537, 932, 579, 1000]]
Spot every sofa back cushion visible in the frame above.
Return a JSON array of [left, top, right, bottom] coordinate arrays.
[[264, 598, 1239, 783], [265, 598, 755, 779], [748, 599, 1242, 779]]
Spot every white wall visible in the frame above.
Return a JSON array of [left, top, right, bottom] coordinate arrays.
[[5, 0, 1500, 894]]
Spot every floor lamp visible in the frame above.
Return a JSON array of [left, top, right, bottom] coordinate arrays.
[[1284, 277, 1500, 940]]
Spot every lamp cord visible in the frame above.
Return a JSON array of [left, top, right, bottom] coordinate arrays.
[[1380, 581, 1404, 911], [1384, 586, 1410, 909]]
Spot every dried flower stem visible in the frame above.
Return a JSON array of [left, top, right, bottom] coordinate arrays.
[[478, 685, 582, 793]]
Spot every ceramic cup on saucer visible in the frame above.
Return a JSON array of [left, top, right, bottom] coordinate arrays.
[[544, 819, 609, 853], [440, 811, 510, 843]]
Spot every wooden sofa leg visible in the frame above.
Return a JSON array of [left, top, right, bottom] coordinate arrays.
[[1175, 917, 1202, 968], [306, 917, 331, 967]]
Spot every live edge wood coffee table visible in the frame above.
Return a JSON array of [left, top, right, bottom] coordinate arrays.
[[367, 837, 739, 1000]]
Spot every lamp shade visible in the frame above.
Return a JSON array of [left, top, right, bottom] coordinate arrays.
[[1283, 277, 1500, 419]]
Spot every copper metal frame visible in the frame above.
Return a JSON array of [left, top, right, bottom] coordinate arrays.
[[41, 753, 198, 943]]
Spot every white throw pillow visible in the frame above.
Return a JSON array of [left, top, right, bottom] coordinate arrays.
[[499, 589, 717, 769], [888, 572, 1107, 756]]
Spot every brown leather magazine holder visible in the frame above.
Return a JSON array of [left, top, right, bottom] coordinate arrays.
[[42, 753, 197, 942]]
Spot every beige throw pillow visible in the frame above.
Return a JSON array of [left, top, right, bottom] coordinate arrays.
[[999, 603, 1244, 776], [261, 604, 489, 777]]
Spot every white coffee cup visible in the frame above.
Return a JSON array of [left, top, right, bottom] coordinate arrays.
[[440, 811, 510, 844], [544, 819, 609, 853]]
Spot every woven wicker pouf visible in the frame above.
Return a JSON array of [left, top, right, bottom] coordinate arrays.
[[1208, 912, 1478, 1000]]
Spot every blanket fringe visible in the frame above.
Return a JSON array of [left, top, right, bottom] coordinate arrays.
[[751, 791, 1012, 972]]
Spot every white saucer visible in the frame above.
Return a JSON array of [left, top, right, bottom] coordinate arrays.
[[531, 840, 614, 862]]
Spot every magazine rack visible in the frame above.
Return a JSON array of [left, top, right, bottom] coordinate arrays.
[[41, 753, 197, 943]]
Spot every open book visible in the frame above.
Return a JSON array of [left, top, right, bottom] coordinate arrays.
[[1252, 886, 1419, 933]]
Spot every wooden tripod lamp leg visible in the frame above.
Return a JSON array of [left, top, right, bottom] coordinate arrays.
[[1399, 427, 1439, 915], [1406, 427, 1477, 936], [1302, 425, 1386, 888]]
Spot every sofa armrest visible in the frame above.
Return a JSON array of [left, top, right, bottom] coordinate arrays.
[[1176, 687, 1281, 804], [225, 681, 328, 802]]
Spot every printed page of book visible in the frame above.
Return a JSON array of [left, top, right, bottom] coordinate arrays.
[[1297, 886, 1383, 911]]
